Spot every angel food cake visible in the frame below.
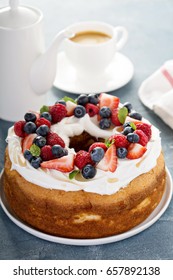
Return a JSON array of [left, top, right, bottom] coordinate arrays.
[[3, 93, 166, 238]]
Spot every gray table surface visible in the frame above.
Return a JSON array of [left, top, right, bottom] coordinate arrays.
[[0, 0, 173, 260]]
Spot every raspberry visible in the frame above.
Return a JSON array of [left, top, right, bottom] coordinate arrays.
[[111, 109, 121, 126], [14, 121, 26, 137], [49, 104, 67, 123], [36, 117, 51, 128], [88, 142, 107, 153], [134, 129, 149, 146], [41, 145, 54, 161], [46, 132, 65, 148], [109, 134, 129, 148], [136, 123, 152, 140], [74, 150, 94, 169], [85, 103, 99, 117]]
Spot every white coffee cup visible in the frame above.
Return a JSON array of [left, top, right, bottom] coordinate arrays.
[[63, 21, 128, 78]]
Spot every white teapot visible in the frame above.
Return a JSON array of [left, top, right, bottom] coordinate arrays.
[[0, 0, 71, 121]]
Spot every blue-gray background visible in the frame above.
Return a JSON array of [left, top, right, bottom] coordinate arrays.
[[0, 0, 173, 259]]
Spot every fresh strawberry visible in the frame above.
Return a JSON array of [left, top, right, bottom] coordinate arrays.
[[135, 123, 152, 140], [41, 153, 74, 172], [49, 104, 67, 123], [22, 134, 36, 152], [40, 145, 54, 161], [127, 143, 147, 159], [74, 150, 94, 169], [99, 93, 119, 110], [14, 120, 26, 138], [36, 117, 51, 128], [85, 103, 99, 117], [66, 101, 77, 116], [125, 116, 142, 125], [46, 132, 65, 148], [111, 109, 121, 126], [88, 142, 107, 153], [97, 144, 117, 172], [134, 129, 149, 146], [109, 134, 129, 148]]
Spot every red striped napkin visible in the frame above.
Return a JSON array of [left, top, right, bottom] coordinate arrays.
[[138, 60, 173, 129]]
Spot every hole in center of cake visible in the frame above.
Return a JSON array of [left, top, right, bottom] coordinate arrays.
[[69, 131, 104, 152]]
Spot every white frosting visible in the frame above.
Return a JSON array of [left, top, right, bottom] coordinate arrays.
[[7, 114, 162, 195]]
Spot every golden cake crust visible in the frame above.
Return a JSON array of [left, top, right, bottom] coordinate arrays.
[[3, 149, 166, 238]]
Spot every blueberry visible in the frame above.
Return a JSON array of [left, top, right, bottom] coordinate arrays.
[[88, 94, 99, 105], [122, 126, 134, 135], [40, 112, 52, 122], [31, 157, 42, 169], [24, 112, 37, 122], [24, 121, 37, 134], [36, 125, 50, 136], [99, 106, 112, 118], [127, 133, 139, 143], [129, 112, 142, 120], [55, 100, 66, 106], [74, 105, 86, 118], [82, 164, 96, 179], [52, 145, 68, 158], [123, 102, 132, 113], [33, 136, 46, 148], [94, 93, 100, 98], [90, 147, 105, 163], [23, 150, 33, 162], [99, 118, 111, 129], [116, 147, 128, 158], [123, 122, 131, 128], [77, 95, 89, 106]]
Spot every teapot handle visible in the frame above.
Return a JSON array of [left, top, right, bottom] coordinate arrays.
[[9, 0, 19, 10]]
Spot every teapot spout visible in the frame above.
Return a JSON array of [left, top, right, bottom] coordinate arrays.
[[30, 29, 74, 94]]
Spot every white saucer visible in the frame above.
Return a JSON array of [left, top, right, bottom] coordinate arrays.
[[0, 168, 172, 246], [53, 51, 134, 94]]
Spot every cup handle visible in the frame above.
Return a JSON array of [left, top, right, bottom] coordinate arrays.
[[114, 26, 128, 51]]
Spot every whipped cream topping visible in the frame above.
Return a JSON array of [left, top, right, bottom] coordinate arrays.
[[7, 114, 162, 195]]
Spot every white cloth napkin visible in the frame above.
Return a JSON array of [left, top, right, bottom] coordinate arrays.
[[138, 60, 173, 129]]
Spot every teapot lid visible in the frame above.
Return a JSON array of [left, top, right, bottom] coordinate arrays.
[[0, 0, 41, 29]]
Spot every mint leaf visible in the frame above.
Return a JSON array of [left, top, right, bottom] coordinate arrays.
[[62, 96, 77, 104], [105, 139, 114, 148], [130, 122, 136, 130], [40, 105, 49, 114], [69, 170, 80, 180], [30, 144, 41, 157], [118, 107, 128, 124]]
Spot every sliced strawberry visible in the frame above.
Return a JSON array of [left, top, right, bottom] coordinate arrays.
[[111, 109, 122, 126], [88, 142, 107, 153], [66, 101, 77, 117], [125, 116, 143, 125], [134, 129, 149, 146], [97, 144, 117, 172], [127, 143, 147, 159], [22, 134, 36, 152], [41, 153, 74, 172], [99, 93, 119, 110], [136, 123, 152, 140]]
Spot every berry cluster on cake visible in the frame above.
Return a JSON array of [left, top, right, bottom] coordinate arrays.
[[3, 93, 166, 238]]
